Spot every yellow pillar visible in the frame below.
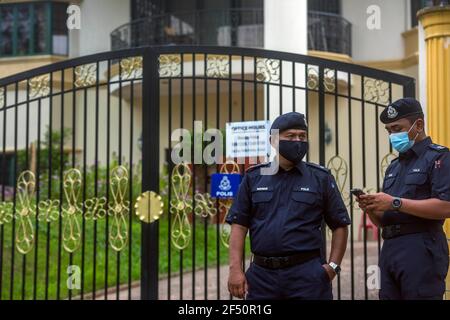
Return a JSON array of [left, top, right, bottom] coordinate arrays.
[[418, 5, 450, 300]]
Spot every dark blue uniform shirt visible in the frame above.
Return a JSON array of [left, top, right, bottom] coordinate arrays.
[[381, 137, 450, 227], [226, 161, 351, 256]]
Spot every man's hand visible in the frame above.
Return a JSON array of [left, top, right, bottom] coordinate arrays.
[[360, 192, 394, 213], [322, 264, 336, 282], [228, 268, 248, 299]]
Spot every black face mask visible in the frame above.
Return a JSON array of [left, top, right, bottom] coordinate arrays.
[[278, 140, 309, 164]]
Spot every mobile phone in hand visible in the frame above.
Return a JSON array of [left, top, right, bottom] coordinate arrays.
[[350, 188, 366, 198]]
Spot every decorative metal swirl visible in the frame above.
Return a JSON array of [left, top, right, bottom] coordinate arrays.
[[84, 197, 107, 221], [256, 58, 280, 83], [364, 78, 390, 105], [0, 87, 4, 108], [120, 56, 143, 80], [380, 152, 397, 182], [15, 171, 36, 255], [108, 166, 130, 252], [0, 202, 13, 225], [37, 200, 60, 223], [307, 66, 319, 90], [206, 55, 230, 78], [170, 162, 192, 251], [74, 64, 97, 88], [324, 68, 336, 92], [327, 155, 350, 207], [159, 54, 181, 77], [194, 193, 217, 218], [61, 169, 83, 253], [219, 160, 241, 248], [29, 74, 50, 98]]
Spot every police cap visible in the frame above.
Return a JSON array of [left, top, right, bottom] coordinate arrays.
[[380, 98, 424, 124], [270, 112, 308, 134]]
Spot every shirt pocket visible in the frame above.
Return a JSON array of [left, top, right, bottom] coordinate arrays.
[[290, 187, 318, 218], [250, 187, 274, 219], [382, 172, 397, 192], [404, 171, 428, 197]]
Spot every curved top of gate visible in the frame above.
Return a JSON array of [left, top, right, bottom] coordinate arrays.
[[0, 45, 415, 94]]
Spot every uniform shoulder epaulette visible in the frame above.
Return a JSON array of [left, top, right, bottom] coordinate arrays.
[[245, 162, 270, 173], [306, 162, 330, 174], [428, 144, 449, 153], [390, 157, 399, 164]]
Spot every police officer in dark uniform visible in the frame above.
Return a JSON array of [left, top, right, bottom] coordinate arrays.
[[226, 112, 351, 300], [358, 98, 450, 300]]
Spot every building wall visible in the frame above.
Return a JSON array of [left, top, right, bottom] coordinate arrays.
[[69, 0, 130, 57], [341, 0, 410, 61]]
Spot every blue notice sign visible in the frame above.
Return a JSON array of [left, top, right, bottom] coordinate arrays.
[[211, 174, 242, 199]]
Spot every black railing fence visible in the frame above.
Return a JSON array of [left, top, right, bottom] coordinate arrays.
[[111, 9, 352, 56], [308, 10, 352, 56], [0, 45, 415, 300]]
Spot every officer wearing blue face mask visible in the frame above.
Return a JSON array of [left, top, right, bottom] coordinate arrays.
[[226, 112, 351, 300], [357, 98, 450, 300]]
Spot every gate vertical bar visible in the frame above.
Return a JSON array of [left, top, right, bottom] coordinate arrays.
[[318, 65, 327, 260], [141, 48, 160, 300], [403, 80, 416, 98]]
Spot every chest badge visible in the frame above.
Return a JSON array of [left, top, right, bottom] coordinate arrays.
[[435, 160, 441, 169], [256, 187, 269, 191], [299, 187, 310, 191]]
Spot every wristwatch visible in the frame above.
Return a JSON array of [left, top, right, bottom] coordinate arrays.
[[392, 197, 402, 211], [328, 262, 341, 275]]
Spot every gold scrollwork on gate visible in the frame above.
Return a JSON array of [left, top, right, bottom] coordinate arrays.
[[206, 55, 230, 79], [84, 197, 107, 221], [15, 171, 36, 255], [0, 87, 5, 108], [61, 169, 83, 253], [307, 67, 336, 92], [74, 63, 97, 88], [307, 66, 319, 90], [170, 162, 192, 251], [108, 166, 130, 252], [327, 155, 350, 207], [219, 160, 241, 248], [324, 68, 336, 93], [364, 78, 390, 105], [120, 56, 143, 80], [29, 74, 50, 98], [159, 54, 182, 77], [256, 58, 280, 83], [194, 193, 217, 218], [0, 202, 13, 225], [37, 199, 60, 223]]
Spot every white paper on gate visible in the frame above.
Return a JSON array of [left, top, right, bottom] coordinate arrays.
[[225, 120, 271, 158]]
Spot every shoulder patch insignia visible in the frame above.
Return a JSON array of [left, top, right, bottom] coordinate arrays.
[[306, 162, 330, 173], [428, 144, 449, 153], [435, 160, 442, 169]]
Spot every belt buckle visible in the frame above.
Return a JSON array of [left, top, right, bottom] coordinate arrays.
[[264, 257, 281, 269], [384, 225, 401, 239], [266, 257, 281, 269]]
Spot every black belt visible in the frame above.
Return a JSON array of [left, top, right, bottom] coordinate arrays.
[[382, 223, 443, 240], [253, 250, 320, 270]]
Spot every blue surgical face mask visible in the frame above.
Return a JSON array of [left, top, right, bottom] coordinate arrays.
[[389, 120, 419, 153]]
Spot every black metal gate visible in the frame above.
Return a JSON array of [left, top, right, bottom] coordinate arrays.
[[0, 46, 415, 300]]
